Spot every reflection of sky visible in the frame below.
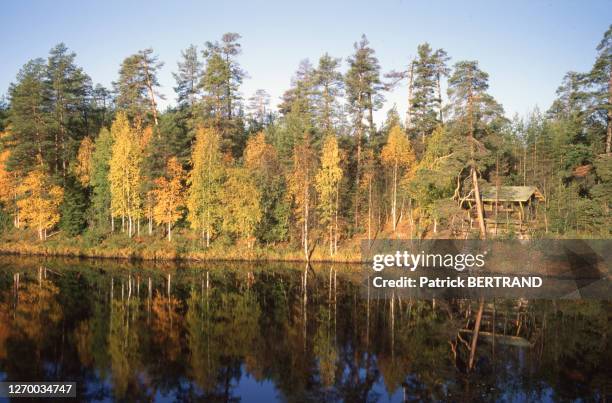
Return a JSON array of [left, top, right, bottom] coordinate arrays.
[[235, 368, 279, 402]]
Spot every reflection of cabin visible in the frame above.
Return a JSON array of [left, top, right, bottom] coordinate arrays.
[[467, 186, 545, 233]]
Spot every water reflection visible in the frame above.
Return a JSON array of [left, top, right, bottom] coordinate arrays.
[[0, 257, 609, 402]]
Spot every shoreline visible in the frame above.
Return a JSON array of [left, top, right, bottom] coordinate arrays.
[[0, 243, 364, 264]]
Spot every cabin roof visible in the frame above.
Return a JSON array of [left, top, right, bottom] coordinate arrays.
[[480, 186, 545, 202]]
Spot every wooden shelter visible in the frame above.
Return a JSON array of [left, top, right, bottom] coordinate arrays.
[[468, 186, 545, 233]]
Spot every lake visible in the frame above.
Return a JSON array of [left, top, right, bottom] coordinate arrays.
[[0, 256, 609, 402]]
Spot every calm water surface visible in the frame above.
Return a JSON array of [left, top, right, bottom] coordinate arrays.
[[0, 256, 609, 402]]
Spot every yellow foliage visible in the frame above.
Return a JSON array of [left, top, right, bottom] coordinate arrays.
[[287, 132, 317, 225], [74, 136, 94, 186], [187, 126, 224, 245], [109, 112, 143, 235], [381, 125, 415, 170], [244, 132, 279, 174], [151, 157, 185, 241], [0, 149, 16, 204], [222, 167, 262, 247], [315, 135, 342, 253], [16, 167, 63, 240]]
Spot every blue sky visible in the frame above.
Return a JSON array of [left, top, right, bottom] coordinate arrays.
[[1, 0, 610, 123]]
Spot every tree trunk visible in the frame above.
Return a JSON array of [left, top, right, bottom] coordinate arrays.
[[469, 298, 485, 371], [606, 68, 611, 154], [472, 167, 487, 239]]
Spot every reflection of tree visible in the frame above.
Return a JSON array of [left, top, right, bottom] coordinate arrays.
[[13, 280, 62, 347], [0, 299, 9, 360], [151, 292, 182, 361], [314, 306, 338, 388], [185, 278, 261, 400], [0, 261, 609, 402], [108, 298, 142, 399]]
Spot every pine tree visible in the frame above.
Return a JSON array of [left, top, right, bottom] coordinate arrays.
[[17, 163, 63, 240], [315, 135, 343, 255], [114, 49, 164, 125], [187, 126, 224, 246], [6, 59, 51, 173], [314, 54, 343, 135], [447, 60, 505, 238], [588, 24, 611, 153], [410, 43, 450, 141], [345, 35, 384, 228], [46, 43, 91, 176], [346, 35, 384, 137], [173, 45, 202, 109], [381, 125, 415, 231], [59, 175, 88, 236], [151, 157, 185, 241]]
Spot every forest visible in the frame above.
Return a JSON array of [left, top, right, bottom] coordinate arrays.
[[0, 27, 610, 261]]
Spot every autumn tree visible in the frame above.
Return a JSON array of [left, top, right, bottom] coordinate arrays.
[[187, 126, 224, 246], [90, 127, 113, 230], [287, 131, 317, 260], [109, 112, 142, 237], [315, 135, 342, 255], [222, 167, 262, 247], [0, 146, 20, 228], [244, 132, 289, 243], [73, 136, 94, 186], [151, 157, 185, 241], [17, 163, 63, 240], [381, 125, 415, 231]]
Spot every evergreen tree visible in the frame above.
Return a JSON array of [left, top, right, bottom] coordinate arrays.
[[314, 53, 344, 135], [59, 175, 89, 236], [588, 24, 611, 154], [173, 45, 202, 109], [114, 49, 164, 125], [46, 43, 92, 176], [410, 43, 450, 141], [6, 59, 51, 173], [447, 60, 506, 238], [345, 35, 383, 229], [345, 35, 384, 137]]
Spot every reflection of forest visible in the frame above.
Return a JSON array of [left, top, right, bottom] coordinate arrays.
[[0, 258, 609, 402]]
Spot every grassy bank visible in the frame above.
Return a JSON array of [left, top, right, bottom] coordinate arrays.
[[0, 228, 364, 263]]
